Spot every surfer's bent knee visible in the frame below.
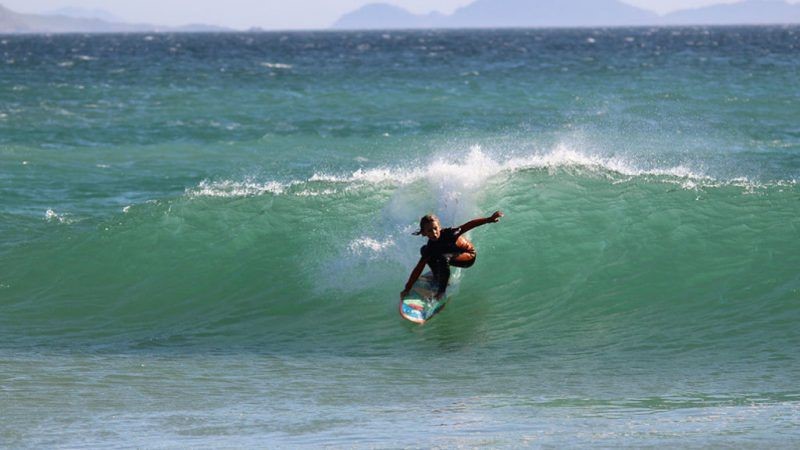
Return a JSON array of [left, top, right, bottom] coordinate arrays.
[[449, 251, 476, 268]]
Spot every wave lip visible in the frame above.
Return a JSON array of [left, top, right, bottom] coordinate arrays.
[[308, 167, 423, 185], [503, 145, 712, 181], [184, 145, 793, 200], [187, 178, 292, 198]]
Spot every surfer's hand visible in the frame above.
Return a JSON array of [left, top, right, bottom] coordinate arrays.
[[400, 289, 409, 300], [489, 211, 504, 222]]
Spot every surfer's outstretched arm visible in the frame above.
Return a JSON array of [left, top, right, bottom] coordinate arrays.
[[400, 256, 428, 300], [458, 211, 504, 233]]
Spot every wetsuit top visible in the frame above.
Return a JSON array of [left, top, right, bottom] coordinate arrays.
[[422, 227, 476, 259]]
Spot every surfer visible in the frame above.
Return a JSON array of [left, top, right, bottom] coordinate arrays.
[[400, 211, 504, 301]]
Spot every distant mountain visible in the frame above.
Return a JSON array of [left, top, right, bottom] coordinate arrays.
[[334, 4, 445, 29], [333, 0, 656, 29], [446, 0, 656, 28], [660, 0, 800, 25], [333, 0, 800, 30], [0, 4, 231, 33], [44, 6, 123, 23]]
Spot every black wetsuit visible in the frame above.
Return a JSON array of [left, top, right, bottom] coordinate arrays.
[[420, 227, 476, 294]]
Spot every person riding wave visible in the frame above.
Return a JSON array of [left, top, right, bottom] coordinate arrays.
[[401, 211, 503, 301]]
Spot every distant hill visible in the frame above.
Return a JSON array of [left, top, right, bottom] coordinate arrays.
[[333, 4, 445, 29], [446, 0, 657, 28], [660, 0, 800, 25], [333, 0, 800, 30], [0, 4, 230, 33], [44, 6, 123, 23], [333, 0, 656, 29]]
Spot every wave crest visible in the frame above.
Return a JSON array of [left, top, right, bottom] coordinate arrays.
[[185, 145, 791, 199]]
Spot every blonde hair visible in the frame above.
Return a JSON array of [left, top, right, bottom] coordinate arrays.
[[412, 214, 439, 235]]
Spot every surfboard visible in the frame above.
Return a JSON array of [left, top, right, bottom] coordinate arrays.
[[399, 270, 461, 324]]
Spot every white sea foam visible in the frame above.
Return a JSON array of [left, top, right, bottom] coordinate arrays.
[[188, 178, 289, 198], [426, 146, 504, 188], [187, 145, 785, 199], [44, 209, 72, 223], [307, 147, 504, 189], [348, 236, 396, 257], [260, 62, 293, 69], [295, 189, 339, 197], [491, 144, 696, 181], [309, 167, 423, 185], [45, 209, 59, 221]]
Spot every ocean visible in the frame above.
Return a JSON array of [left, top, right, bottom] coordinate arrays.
[[1, 27, 799, 447]]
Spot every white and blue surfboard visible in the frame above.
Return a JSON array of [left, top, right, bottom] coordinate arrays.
[[399, 270, 461, 324]]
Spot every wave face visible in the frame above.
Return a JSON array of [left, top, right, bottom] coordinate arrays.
[[2, 144, 798, 358], [0, 29, 796, 357]]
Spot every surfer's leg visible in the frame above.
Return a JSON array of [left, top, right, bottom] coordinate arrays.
[[427, 255, 450, 291], [420, 245, 451, 292], [449, 251, 476, 268], [434, 259, 450, 292]]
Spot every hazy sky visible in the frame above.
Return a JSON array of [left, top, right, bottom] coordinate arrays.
[[4, 0, 797, 30]]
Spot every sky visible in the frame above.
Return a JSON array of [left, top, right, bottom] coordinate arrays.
[[3, 0, 797, 30]]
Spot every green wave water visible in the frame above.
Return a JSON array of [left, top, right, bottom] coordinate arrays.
[[1, 28, 799, 447], [3, 147, 798, 351]]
